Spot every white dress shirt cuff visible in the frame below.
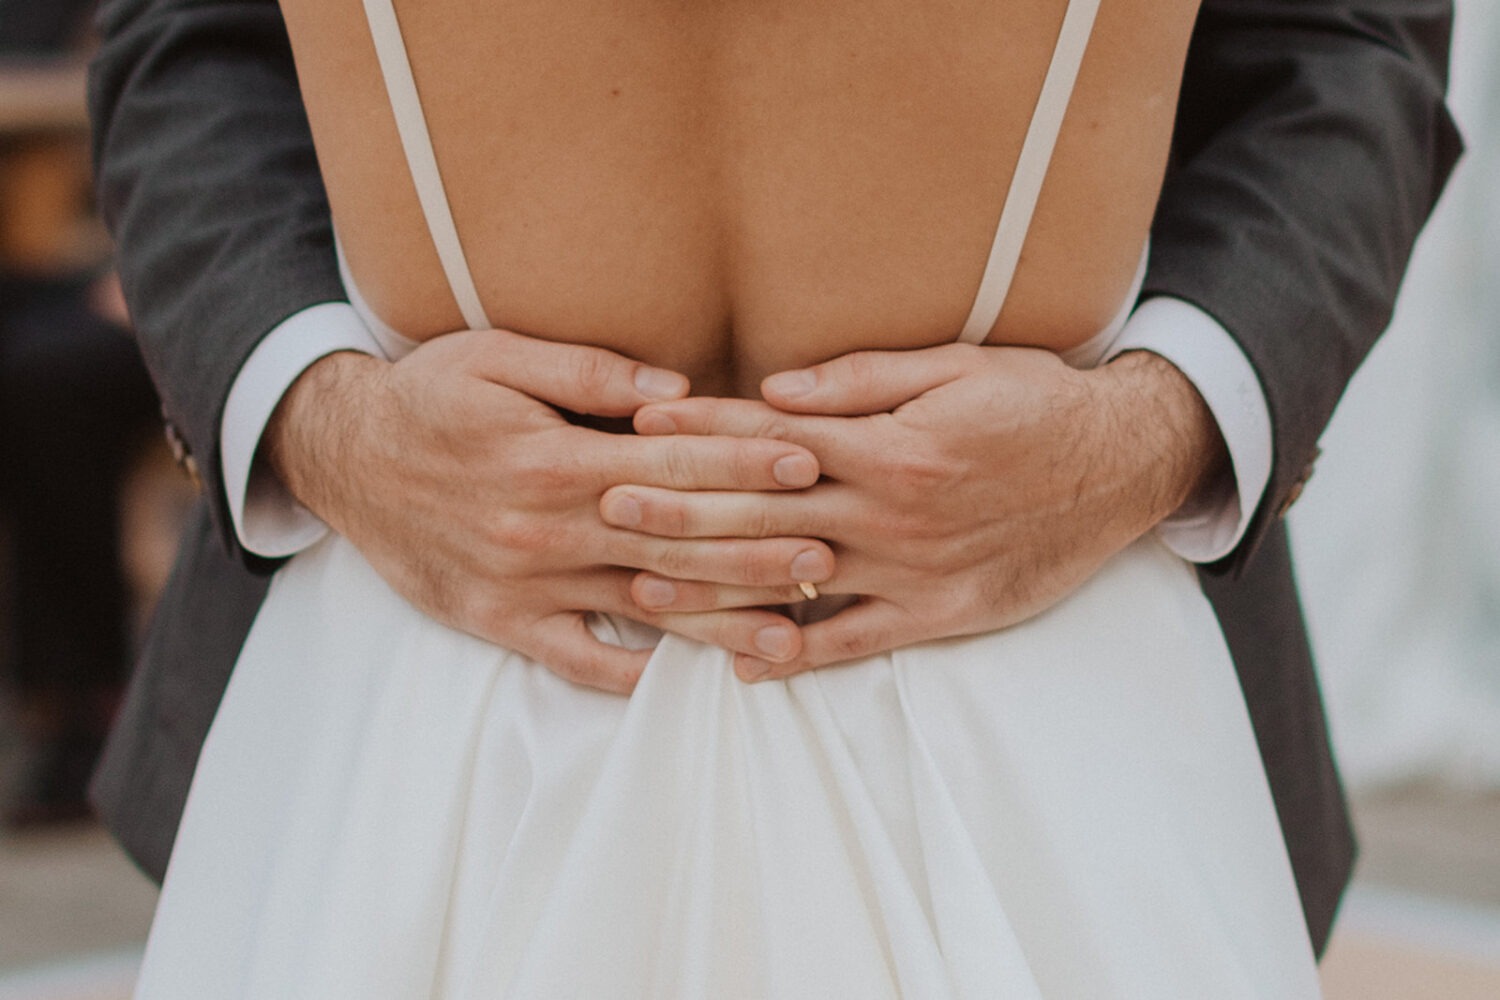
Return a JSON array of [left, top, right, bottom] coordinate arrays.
[[220, 302, 381, 558], [1104, 296, 1273, 563]]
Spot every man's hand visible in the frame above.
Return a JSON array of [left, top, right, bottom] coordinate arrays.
[[264, 330, 835, 693], [613, 343, 1227, 680]]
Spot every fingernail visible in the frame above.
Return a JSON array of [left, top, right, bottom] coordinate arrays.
[[764, 369, 816, 399], [603, 493, 642, 528], [772, 454, 817, 488], [737, 654, 774, 682], [636, 577, 676, 608], [635, 367, 688, 400], [790, 549, 826, 583], [753, 626, 795, 661]]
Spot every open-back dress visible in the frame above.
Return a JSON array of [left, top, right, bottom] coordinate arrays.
[[133, 0, 1322, 995]]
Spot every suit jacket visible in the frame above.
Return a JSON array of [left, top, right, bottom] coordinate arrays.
[[88, 0, 1460, 956]]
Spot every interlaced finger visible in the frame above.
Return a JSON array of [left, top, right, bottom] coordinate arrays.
[[731, 598, 928, 681], [599, 485, 834, 540], [560, 568, 805, 664], [524, 612, 654, 694], [460, 330, 690, 416], [632, 397, 878, 478], [651, 608, 805, 663], [629, 574, 820, 613], [591, 432, 822, 493], [604, 531, 835, 588], [759, 345, 976, 416]]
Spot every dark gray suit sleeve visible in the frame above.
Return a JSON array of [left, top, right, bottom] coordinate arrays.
[[1145, 0, 1462, 574], [89, 0, 343, 565]]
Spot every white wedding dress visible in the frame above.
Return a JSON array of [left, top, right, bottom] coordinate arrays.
[[134, 0, 1322, 996]]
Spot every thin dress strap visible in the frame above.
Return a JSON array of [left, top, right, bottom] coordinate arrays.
[[363, 0, 492, 331], [361, 0, 1096, 340], [956, 0, 1103, 345]]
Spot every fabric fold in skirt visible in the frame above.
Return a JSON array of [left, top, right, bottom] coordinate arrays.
[[134, 533, 1321, 999]]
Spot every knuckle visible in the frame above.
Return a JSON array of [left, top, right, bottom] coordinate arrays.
[[918, 543, 964, 582], [695, 615, 740, 651], [740, 544, 783, 586], [486, 511, 540, 553], [651, 496, 693, 537], [531, 454, 580, 494], [670, 504, 696, 538], [876, 508, 921, 544], [827, 626, 872, 661], [534, 464, 576, 497], [844, 351, 879, 386], [565, 646, 641, 693], [487, 514, 569, 571], [549, 652, 591, 685], [870, 506, 936, 549], [663, 441, 700, 486], [730, 632, 766, 660], [897, 453, 970, 502], [651, 541, 695, 578], [732, 444, 763, 487], [572, 348, 616, 398], [685, 584, 730, 612], [572, 650, 614, 686], [663, 398, 708, 433], [537, 635, 609, 689], [776, 584, 809, 605], [504, 447, 565, 490], [756, 414, 795, 442], [885, 453, 945, 491]]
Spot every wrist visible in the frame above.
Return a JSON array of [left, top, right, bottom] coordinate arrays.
[[1093, 350, 1229, 531], [263, 350, 392, 525]]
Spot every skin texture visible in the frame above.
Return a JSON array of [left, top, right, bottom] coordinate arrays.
[[85, 0, 1460, 937], [269, 336, 1223, 691], [622, 347, 1224, 680], [262, 0, 1219, 691], [280, 0, 1199, 389], [267, 336, 835, 692]]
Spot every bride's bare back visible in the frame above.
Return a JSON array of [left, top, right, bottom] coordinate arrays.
[[281, 0, 1198, 395]]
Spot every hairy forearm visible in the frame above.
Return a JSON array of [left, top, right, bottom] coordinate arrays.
[[1093, 350, 1229, 532], [262, 352, 393, 536]]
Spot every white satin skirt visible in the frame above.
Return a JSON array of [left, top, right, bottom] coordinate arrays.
[[134, 533, 1321, 998]]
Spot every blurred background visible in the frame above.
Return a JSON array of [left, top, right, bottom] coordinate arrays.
[[0, 1, 1497, 997]]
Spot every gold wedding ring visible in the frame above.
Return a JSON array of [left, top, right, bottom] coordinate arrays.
[[798, 582, 821, 601]]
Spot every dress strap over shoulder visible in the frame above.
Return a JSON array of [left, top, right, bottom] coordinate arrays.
[[956, 0, 1103, 345], [362, 0, 492, 331], [360, 0, 1097, 340]]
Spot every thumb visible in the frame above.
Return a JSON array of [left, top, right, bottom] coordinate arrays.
[[465, 330, 690, 417], [760, 344, 972, 415]]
